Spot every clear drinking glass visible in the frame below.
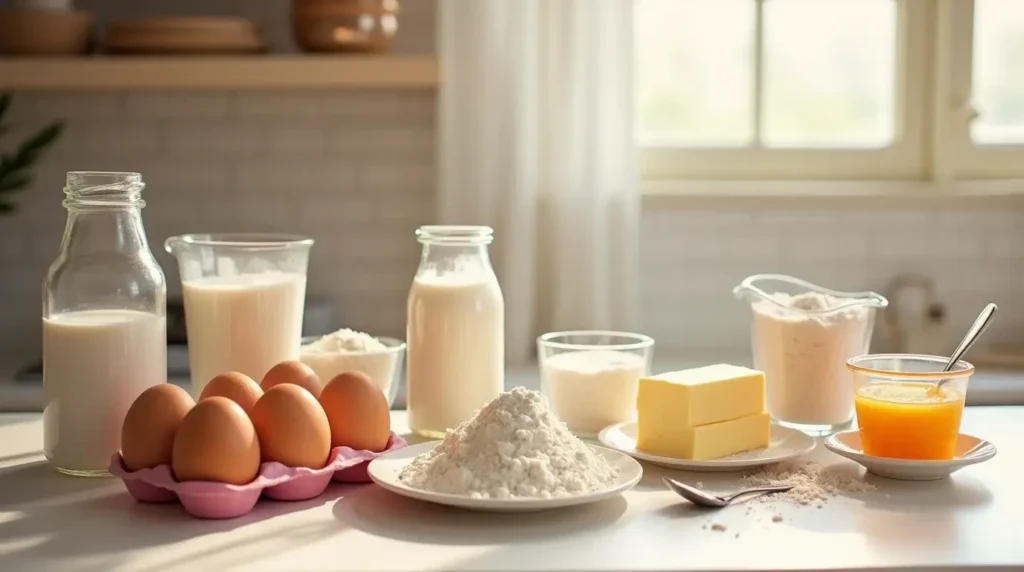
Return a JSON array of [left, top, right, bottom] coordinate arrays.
[[43, 172, 167, 477], [849, 354, 973, 460], [164, 234, 313, 394], [406, 225, 504, 438], [733, 274, 888, 435], [537, 331, 654, 437]]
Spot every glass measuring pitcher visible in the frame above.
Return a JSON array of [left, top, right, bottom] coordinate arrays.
[[165, 234, 313, 394], [733, 274, 888, 435]]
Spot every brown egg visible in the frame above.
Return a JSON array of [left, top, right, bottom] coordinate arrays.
[[171, 397, 261, 485], [199, 371, 263, 414], [260, 360, 323, 398], [250, 384, 332, 469], [318, 371, 391, 452], [121, 384, 195, 471]]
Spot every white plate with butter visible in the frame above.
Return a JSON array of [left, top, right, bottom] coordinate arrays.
[[367, 441, 643, 512], [597, 421, 816, 472]]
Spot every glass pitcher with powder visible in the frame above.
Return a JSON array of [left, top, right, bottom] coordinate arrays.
[[733, 274, 888, 435]]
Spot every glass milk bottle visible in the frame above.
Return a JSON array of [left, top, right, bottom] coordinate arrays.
[[43, 172, 167, 477], [406, 226, 504, 438]]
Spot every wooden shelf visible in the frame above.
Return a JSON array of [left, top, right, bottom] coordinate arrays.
[[0, 55, 439, 90]]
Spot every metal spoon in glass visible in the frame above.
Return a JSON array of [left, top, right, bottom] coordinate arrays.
[[662, 476, 794, 508], [935, 302, 998, 392]]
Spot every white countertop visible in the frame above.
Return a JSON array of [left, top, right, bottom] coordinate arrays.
[[0, 408, 1022, 572]]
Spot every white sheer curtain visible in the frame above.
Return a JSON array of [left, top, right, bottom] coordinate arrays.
[[437, 0, 640, 364]]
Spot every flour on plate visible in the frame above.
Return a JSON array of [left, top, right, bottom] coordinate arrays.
[[398, 387, 618, 499]]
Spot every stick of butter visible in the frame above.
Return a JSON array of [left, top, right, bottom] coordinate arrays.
[[636, 364, 770, 460]]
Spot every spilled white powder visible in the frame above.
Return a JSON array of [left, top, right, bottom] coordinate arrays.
[[398, 387, 618, 499], [743, 461, 875, 507]]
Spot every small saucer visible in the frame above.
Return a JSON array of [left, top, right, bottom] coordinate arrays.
[[824, 430, 996, 481]]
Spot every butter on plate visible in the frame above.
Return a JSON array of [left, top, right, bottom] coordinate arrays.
[[636, 364, 770, 460]]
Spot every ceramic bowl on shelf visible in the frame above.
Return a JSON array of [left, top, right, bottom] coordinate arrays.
[[0, 9, 94, 56], [825, 429, 996, 481], [291, 0, 399, 53]]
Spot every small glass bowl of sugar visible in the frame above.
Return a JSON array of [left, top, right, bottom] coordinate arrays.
[[537, 331, 654, 437], [300, 329, 405, 407]]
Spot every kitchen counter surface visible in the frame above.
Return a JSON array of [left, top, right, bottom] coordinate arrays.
[[0, 408, 1022, 572]]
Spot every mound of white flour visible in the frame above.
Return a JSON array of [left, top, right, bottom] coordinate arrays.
[[398, 387, 618, 499]]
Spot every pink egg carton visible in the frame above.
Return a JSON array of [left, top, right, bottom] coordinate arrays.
[[109, 432, 407, 519]]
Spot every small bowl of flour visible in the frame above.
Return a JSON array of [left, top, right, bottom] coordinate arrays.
[[537, 331, 655, 437], [300, 328, 405, 406]]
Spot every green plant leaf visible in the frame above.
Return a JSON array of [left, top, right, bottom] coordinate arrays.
[[0, 172, 31, 192], [16, 121, 65, 164], [0, 94, 63, 219]]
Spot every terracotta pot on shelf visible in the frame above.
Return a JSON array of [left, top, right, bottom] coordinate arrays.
[[0, 9, 94, 56], [291, 0, 400, 54]]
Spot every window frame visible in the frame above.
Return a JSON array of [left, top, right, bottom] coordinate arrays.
[[638, 0, 1024, 187], [945, 0, 1024, 180]]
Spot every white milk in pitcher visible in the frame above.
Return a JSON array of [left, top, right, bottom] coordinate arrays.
[[43, 309, 166, 474], [182, 272, 306, 392]]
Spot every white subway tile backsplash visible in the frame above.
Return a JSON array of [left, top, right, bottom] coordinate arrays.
[[24, 93, 125, 121], [80, 125, 161, 158], [164, 122, 263, 158], [261, 124, 328, 157], [126, 93, 231, 119], [234, 93, 328, 118]]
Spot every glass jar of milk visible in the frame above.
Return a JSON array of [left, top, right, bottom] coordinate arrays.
[[42, 172, 167, 477], [407, 226, 504, 438]]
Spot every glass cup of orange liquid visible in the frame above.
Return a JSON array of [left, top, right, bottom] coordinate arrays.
[[847, 354, 973, 461]]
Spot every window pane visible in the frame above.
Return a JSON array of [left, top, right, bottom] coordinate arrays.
[[762, 0, 896, 148], [972, 0, 1024, 144], [635, 0, 754, 147]]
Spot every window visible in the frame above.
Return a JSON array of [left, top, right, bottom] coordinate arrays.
[[947, 0, 1024, 179], [636, 0, 1024, 184]]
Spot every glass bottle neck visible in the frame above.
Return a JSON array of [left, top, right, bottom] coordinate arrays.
[[61, 209, 151, 257], [418, 242, 494, 276], [60, 172, 151, 257]]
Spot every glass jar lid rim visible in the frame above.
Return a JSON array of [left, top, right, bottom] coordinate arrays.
[[416, 225, 494, 244], [168, 233, 314, 248], [66, 171, 142, 182], [846, 353, 975, 378], [417, 225, 493, 235]]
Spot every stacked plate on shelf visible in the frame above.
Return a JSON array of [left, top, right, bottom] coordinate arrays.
[[103, 17, 267, 55]]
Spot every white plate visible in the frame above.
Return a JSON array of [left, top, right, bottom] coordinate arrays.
[[366, 441, 643, 513], [824, 430, 997, 481], [597, 421, 816, 472]]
